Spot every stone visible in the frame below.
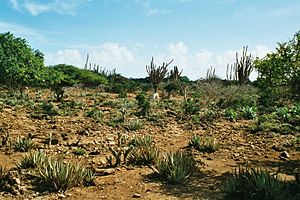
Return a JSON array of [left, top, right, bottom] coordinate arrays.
[[132, 193, 142, 198], [280, 151, 290, 158], [94, 168, 115, 176], [58, 193, 66, 199]]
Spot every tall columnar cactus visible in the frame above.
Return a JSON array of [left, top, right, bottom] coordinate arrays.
[[146, 57, 173, 93], [169, 66, 182, 82], [235, 46, 253, 85], [206, 66, 216, 81]]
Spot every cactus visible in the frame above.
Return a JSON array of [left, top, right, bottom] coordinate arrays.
[[169, 66, 182, 82], [146, 57, 173, 93], [235, 46, 253, 85]]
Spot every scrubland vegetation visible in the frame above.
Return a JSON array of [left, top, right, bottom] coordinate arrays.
[[0, 31, 299, 199]]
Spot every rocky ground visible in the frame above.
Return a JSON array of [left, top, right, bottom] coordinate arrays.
[[0, 88, 299, 200]]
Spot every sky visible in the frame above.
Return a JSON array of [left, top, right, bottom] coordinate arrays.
[[0, 0, 300, 80]]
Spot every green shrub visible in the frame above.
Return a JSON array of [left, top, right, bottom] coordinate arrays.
[[225, 108, 237, 121], [189, 135, 219, 153], [276, 107, 291, 123], [14, 137, 34, 152], [223, 167, 288, 200], [188, 134, 201, 149], [156, 151, 196, 184], [241, 106, 257, 120], [85, 107, 103, 122], [202, 109, 218, 122], [16, 150, 47, 169], [199, 137, 219, 153], [218, 85, 258, 109], [136, 92, 150, 116], [38, 158, 87, 192], [127, 120, 143, 131], [127, 135, 159, 166], [83, 168, 96, 186], [128, 135, 153, 147], [73, 148, 86, 156], [183, 98, 200, 115]]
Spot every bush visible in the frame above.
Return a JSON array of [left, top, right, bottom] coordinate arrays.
[[223, 167, 288, 200], [85, 107, 103, 122], [128, 135, 159, 166], [73, 148, 86, 156], [14, 137, 34, 152], [38, 158, 87, 192], [188, 134, 201, 149], [183, 98, 200, 115], [225, 108, 237, 121], [16, 150, 47, 169], [127, 120, 143, 131], [240, 106, 257, 120], [255, 31, 300, 103], [136, 92, 150, 116], [189, 136, 219, 153], [156, 151, 196, 184]]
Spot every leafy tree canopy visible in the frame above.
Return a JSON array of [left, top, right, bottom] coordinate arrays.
[[0, 32, 44, 88], [254, 31, 300, 101]]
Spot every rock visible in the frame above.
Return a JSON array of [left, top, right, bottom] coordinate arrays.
[[132, 193, 142, 198], [11, 177, 21, 185], [58, 193, 66, 198], [280, 151, 290, 158], [94, 168, 115, 176]]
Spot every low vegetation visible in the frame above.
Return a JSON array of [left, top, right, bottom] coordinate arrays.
[[0, 31, 299, 198]]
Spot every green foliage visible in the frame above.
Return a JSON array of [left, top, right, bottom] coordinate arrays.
[[78, 69, 108, 87], [128, 135, 159, 166], [188, 134, 201, 148], [156, 151, 196, 184], [30, 101, 58, 119], [189, 135, 219, 153], [218, 85, 258, 109], [225, 108, 237, 121], [276, 107, 291, 123], [14, 137, 34, 152], [254, 31, 300, 103], [240, 106, 257, 120], [183, 98, 200, 115], [136, 92, 150, 116], [16, 150, 47, 169], [164, 82, 180, 95], [38, 158, 87, 192], [201, 109, 218, 122], [106, 146, 134, 167], [127, 119, 143, 131], [223, 167, 288, 200], [85, 107, 103, 122], [83, 168, 96, 186], [73, 148, 86, 156], [0, 32, 44, 89]]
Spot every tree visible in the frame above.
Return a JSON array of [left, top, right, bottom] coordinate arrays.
[[41, 67, 76, 101], [0, 32, 44, 93], [254, 31, 300, 103]]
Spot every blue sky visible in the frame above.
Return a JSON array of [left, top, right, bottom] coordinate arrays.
[[0, 0, 299, 79]]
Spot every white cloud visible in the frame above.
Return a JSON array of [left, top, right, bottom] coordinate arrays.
[[9, 0, 89, 16], [135, 0, 172, 16], [24, 2, 51, 16], [90, 43, 135, 66], [0, 21, 46, 41], [44, 41, 272, 80], [9, 0, 20, 10], [152, 42, 272, 80], [46, 49, 83, 67], [45, 43, 139, 77]]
